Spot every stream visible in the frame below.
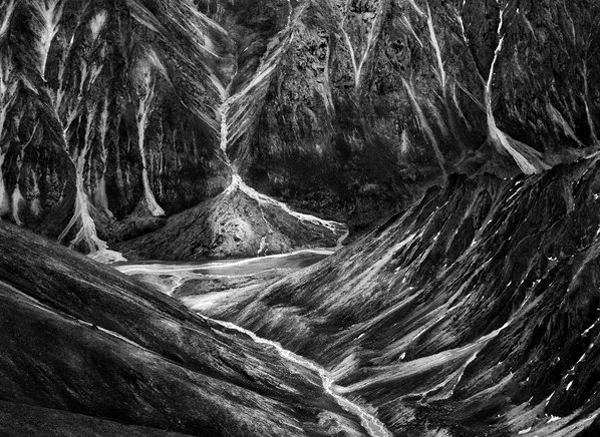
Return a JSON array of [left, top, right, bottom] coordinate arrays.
[[117, 250, 391, 437]]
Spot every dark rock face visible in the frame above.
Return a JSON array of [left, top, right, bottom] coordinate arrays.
[[0, 221, 372, 436], [0, 0, 232, 256], [245, 0, 600, 221], [1, 0, 598, 257], [212, 156, 600, 436]]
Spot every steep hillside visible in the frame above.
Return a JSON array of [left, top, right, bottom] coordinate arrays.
[[1, 0, 598, 258], [209, 154, 600, 436], [119, 174, 347, 260], [0, 0, 345, 260], [0, 220, 382, 437], [246, 0, 600, 227]]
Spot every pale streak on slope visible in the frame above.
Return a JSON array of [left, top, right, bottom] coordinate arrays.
[[216, 1, 307, 154], [169, 1, 231, 59], [340, 0, 359, 88], [134, 70, 165, 217], [55, 106, 126, 264], [341, 317, 514, 395], [484, 4, 540, 175], [31, 0, 64, 80], [204, 316, 392, 437], [0, 0, 16, 40], [227, 174, 345, 237], [406, 0, 426, 17], [0, 153, 9, 216], [0, 51, 18, 217], [220, 43, 290, 151], [426, 3, 446, 94], [456, 0, 469, 46], [402, 78, 446, 171], [340, 0, 386, 90]]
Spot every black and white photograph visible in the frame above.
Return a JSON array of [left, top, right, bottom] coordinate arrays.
[[0, 0, 599, 436]]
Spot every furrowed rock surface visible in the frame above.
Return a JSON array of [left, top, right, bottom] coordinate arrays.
[[0, 0, 345, 258], [0, 221, 375, 436], [211, 155, 600, 436], [244, 0, 600, 228], [0, 0, 598, 256]]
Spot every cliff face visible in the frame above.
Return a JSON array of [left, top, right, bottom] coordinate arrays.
[[245, 0, 600, 226], [0, 0, 235, 258], [0, 0, 597, 258], [213, 155, 600, 436]]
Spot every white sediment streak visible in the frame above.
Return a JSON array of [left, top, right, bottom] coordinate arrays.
[[31, 0, 64, 80], [204, 316, 392, 437], [426, 4, 446, 93], [0, 153, 9, 216], [483, 5, 539, 175], [228, 174, 346, 236], [402, 79, 446, 171], [11, 184, 23, 225], [406, 0, 426, 17], [340, 21, 359, 88], [0, 49, 18, 218], [456, 0, 469, 46], [0, 0, 16, 40], [135, 73, 165, 217], [340, 0, 385, 90]]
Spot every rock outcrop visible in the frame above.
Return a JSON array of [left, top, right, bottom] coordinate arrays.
[[1, 0, 597, 258]]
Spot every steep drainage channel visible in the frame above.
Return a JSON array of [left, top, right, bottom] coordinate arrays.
[[204, 317, 391, 437]]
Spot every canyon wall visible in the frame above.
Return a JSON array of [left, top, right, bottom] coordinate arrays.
[[0, 0, 598, 257]]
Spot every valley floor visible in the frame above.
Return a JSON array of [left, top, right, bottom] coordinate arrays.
[[117, 249, 392, 437], [117, 248, 334, 311]]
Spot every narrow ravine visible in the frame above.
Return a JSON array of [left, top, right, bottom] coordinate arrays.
[[203, 316, 392, 437]]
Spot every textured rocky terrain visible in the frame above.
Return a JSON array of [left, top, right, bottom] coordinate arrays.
[[0, 0, 347, 260], [204, 155, 600, 436], [119, 174, 347, 260], [1, 0, 598, 258], [1, 0, 600, 436], [0, 221, 383, 437], [247, 0, 600, 225]]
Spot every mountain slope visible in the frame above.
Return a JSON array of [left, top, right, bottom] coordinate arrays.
[[0, 220, 378, 437], [245, 0, 600, 225], [208, 155, 600, 436], [2, 0, 598, 257], [120, 174, 347, 260]]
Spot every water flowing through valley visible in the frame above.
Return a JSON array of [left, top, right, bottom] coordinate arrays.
[[205, 316, 392, 437], [118, 253, 391, 437]]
